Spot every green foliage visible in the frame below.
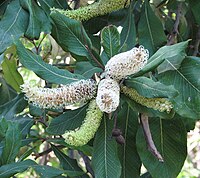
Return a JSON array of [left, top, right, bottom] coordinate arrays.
[[0, 0, 199, 177]]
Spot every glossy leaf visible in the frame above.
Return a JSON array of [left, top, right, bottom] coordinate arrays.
[[47, 104, 88, 135], [101, 25, 120, 58], [51, 144, 85, 177], [120, 3, 136, 51], [20, 0, 51, 39], [136, 118, 187, 178], [15, 40, 84, 84], [0, 0, 28, 54], [75, 62, 103, 79], [1, 58, 24, 92], [138, 0, 166, 55], [158, 56, 200, 119], [0, 122, 22, 165], [118, 102, 141, 178], [125, 76, 178, 98], [133, 41, 189, 77], [0, 159, 36, 178], [51, 11, 103, 67], [0, 94, 27, 120], [92, 115, 122, 178]]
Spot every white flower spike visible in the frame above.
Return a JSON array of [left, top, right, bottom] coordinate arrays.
[[96, 78, 120, 113], [21, 79, 97, 109], [102, 46, 149, 80]]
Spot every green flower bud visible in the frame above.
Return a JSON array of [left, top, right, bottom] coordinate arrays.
[[21, 79, 97, 109], [121, 85, 173, 113], [63, 99, 103, 146], [52, 0, 130, 21]]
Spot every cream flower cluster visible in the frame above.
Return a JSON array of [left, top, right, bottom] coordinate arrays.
[[21, 79, 97, 109], [96, 79, 120, 113], [121, 85, 173, 113], [63, 99, 103, 146], [101, 46, 149, 80]]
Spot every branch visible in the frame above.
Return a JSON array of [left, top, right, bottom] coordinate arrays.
[[193, 26, 200, 56], [78, 151, 94, 177], [167, 2, 182, 45], [140, 114, 164, 162]]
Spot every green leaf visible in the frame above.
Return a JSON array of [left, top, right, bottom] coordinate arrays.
[[1, 58, 24, 92], [51, 11, 103, 67], [51, 144, 85, 177], [15, 39, 84, 84], [118, 102, 141, 178], [158, 56, 200, 119], [92, 115, 121, 178], [0, 118, 8, 140], [0, 0, 10, 18], [125, 76, 178, 98], [0, 0, 28, 54], [120, 3, 136, 51], [75, 62, 103, 79], [33, 165, 64, 178], [136, 118, 187, 178], [138, 0, 167, 55], [20, 0, 51, 39], [0, 122, 22, 165], [0, 94, 27, 120], [0, 78, 17, 105], [101, 25, 120, 59], [133, 41, 189, 77], [189, 0, 200, 25], [0, 159, 36, 178], [123, 95, 175, 119], [47, 104, 88, 135]]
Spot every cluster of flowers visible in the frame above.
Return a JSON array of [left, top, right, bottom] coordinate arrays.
[[96, 46, 149, 113], [63, 99, 103, 146], [21, 79, 97, 109]]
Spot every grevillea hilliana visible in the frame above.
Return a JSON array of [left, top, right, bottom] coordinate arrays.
[[96, 78, 120, 113], [101, 46, 149, 80], [52, 0, 130, 21], [121, 85, 173, 113], [62, 99, 103, 146], [21, 79, 97, 109]]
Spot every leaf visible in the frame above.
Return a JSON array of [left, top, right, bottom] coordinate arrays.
[[51, 144, 85, 177], [118, 102, 141, 178], [119, 3, 136, 51], [125, 76, 178, 98], [91, 115, 121, 178], [75, 62, 103, 79], [158, 56, 200, 119], [0, 122, 22, 165], [138, 0, 166, 55], [0, 0, 28, 54], [101, 25, 120, 58], [189, 0, 200, 25], [0, 94, 27, 120], [136, 118, 187, 178], [0, 118, 8, 140], [50, 11, 103, 67], [47, 104, 88, 135], [0, 0, 11, 18], [20, 0, 51, 39], [0, 78, 17, 105], [1, 58, 24, 92], [0, 159, 36, 178], [133, 41, 189, 77], [32, 165, 64, 178], [15, 39, 84, 84]]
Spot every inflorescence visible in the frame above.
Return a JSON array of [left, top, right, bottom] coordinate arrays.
[[62, 99, 103, 146], [21, 79, 97, 109]]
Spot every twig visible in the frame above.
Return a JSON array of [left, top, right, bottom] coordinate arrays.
[[140, 114, 164, 162], [167, 2, 182, 45], [78, 151, 94, 177], [193, 26, 200, 56]]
